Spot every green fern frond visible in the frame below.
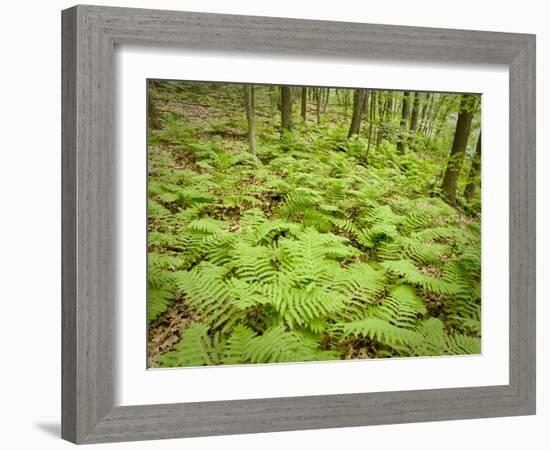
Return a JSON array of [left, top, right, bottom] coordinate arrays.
[[372, 285, 427, 329], [262, 284, 347, 328], [445, 334, 481, 355], [245, 326, 336, 363], [335, 317, 420, 348], [147, 288, 173, 322], [382, 259, 462, 295], [222, 324, 257, 365], [187, 218, 226, 234], [331, 263, 386, 305], [253, 219, 301, 244], [157, 323, 221, 367], [230, 242, 279, 283], [173, 266, 238, 329], [402, 237, 450, 265]]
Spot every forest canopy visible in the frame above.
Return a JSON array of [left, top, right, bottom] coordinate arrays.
[[146, 81, 482, 368]]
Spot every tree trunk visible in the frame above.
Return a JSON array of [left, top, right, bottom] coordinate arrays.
[[301, 87, 307, 121], [322, 88, 330, 113], [427, 94, 448, 138], [409, 92, 421, 132], [440, 94, 477, 205], [242, 84, 256, 155], [430, 95, 455, 142], [376, 95, 392, 148], [420, 92, 432, 131], [408, 92, 421, 148], [396, 91, 411, 154], [463, 131, 482, 202], [315, 89, 321, 124], [344, 90, 349, 117], [348, 89, 366, 138], [378, 91, 384, 119], [280, 86, 293, 132], [362, 90, 369, 114], [147, 80, 160, 130], [269, 86, 276, 118], [366, 89, 376, 158]]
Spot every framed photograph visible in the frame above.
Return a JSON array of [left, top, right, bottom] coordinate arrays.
[[62, 4, 536, 444]]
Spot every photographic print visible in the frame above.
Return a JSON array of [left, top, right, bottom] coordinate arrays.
[[146, 81, 482, 368]]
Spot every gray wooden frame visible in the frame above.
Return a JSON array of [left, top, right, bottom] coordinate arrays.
[[62, 4, 536, 444]]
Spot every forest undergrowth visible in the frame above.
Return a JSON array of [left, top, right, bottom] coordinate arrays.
[[147, 82, 482, 367]]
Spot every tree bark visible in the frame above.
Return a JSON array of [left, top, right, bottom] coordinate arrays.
[[280, 86, 293, 132], [322, 88, 330, 113], [315, 88, 322, 124], [366, 89, 376, 157], [396, 91, 411, 154], [378, 91, 384, 119], [348, 89, 366, 138], [408, 92, 421, 148], [335, 89, 341, 106], [147, 80, 160, 130], [344, 90, 349, 117], [409, 92, 421, 132], [301, 87, 307, 121], [243, 84, 256, 155], [440, 94, 477, 205], [420, 92, 432, 131], [376, 95, 392, 148], [430, 95, 455, 142], [427, 94, 448, 138], [463, 131, 482, 202]]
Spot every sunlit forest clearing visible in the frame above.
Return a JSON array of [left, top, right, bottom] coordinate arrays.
[[147, 81, 482, 368]]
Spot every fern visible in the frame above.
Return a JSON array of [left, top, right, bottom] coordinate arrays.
[[371, 285, 427, 329], [382, 259, 462, 295], [334, 318, 421, 349], [147, 288, 173, 323], [262, 284, 348, 328], [157, 323, 223, 367], [148, 81, 482, 367]]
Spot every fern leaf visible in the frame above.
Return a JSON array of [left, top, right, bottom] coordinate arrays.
[[157, 323, 218, 367], [382, 259, 462, 295], [335, 317, 420, 348]]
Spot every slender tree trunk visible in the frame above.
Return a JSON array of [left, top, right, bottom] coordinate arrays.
[[322, 88, 330, 113], [348, 89, 366, 138], [362, 91, 369, 114], [440, 94, 477, 205], [301, 87, 307, 121], [396, 91, 411, 154], [408, 92, 421, 148], [463, 131, 482, 202], [344, 90, 349, 118], [250, 85, 255, 112], [371, 91, 379, 145], [315, 89, 321, 124], [420, 92, 433, 132], [376, 96, 392, 148], [269, 86, 276, 118], [378, 91, 384, 119], [147, 80, 160, 130], [242, 84, 256, 155], [409, 92, 421, 132], [280, 86, 293, 132], [430, 95, 455, 142], [335, 89, 342, 106], [427, 94, 447, 137], [366, 89, 376, 157], [391, 91, 398, 114]]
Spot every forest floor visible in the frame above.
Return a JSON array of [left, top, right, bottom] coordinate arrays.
[[146, 82, 482, 368]]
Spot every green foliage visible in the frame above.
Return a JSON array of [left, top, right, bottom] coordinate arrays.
[[148, 81, 482, 367]]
